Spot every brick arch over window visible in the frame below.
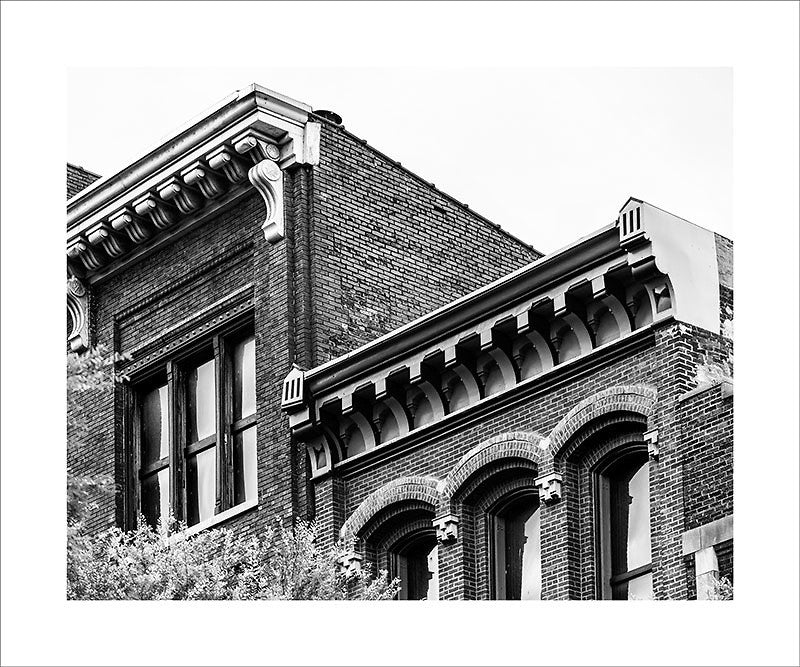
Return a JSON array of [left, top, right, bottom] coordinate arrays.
[[440, 432, 547, 515], [340, 476, 441, 545], [547, 385, 657, 462]]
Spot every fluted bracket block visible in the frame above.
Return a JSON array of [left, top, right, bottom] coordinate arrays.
[[434, 515, 460, 544], [644, 429, 659, 459], [249, 159, 285, 244], [337, 551, 363, 575], [535, 472, 563, 504]]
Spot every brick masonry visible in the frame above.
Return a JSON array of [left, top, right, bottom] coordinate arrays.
[[67, 163, 101, 199], [67, 122, 541, 541], [67, 122, 732, 600]]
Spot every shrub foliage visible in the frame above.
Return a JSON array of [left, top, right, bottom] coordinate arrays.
[[67, 348, 399, 600]]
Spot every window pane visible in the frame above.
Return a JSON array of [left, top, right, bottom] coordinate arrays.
[[141, 468, 170, 528], [233, 426, 257, 506], [426, 545, 439, 601], [141, 384, 169, 464], [186, 447, 216, 526], [233, 335, 256, 420], [521, 506, 542, 600], [401, 539, 439, 601], [187, 359, 216, 443], [610, 456, 652, 575], [498, 496, 542, 600]]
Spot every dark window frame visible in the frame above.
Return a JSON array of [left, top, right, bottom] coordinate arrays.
[[125, 318, 256, 529], [388, 529, 438, 601], [488, 487, 541, 600], [593, 443, 653, 600]]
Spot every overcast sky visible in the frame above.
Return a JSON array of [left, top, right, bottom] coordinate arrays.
[[68, 67, 732, 254]]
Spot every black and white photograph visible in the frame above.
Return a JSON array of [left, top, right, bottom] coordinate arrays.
[[1, 2, 798, 666]]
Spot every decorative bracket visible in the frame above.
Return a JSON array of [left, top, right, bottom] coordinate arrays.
[[67, 276, 90, 352], [156, 177, 203, 215], [206, 146, 249, 184], [337, 550, 363, 575], [249, 159, 285, 244], [87, 223, 127, 259], [109, 207, 152, 244], [132, 193, 176, 230], [181, 161, 227, 200], [281, 364, 306, 410], [434, 515, 460, 544], [534, 472, 563, 504], [644, 429, 659, 459], [67, 240, 105, 273]]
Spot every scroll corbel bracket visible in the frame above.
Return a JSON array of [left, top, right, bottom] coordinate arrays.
[[249, 159, 285, 244], [67, 276, 90, 352]]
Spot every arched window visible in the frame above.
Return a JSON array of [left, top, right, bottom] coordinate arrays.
[[597, 449, 653, 600], [490, 491, 542, 600], [390, 531, 439, 600]]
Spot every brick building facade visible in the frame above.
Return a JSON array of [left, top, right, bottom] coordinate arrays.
[[67, 84, 733, 600]]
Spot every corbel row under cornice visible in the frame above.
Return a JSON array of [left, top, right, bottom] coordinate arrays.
[[66, 85, 320, 284], [281, 199, 724, 476]]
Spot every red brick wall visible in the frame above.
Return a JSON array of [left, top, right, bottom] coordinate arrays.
[[67, 128, 542, 538], [325, 318, 734, 600], [67, 164, 101, 199], [309, 122, 540, 363]]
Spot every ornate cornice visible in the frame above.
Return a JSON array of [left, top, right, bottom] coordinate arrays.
[[66, 85, 320, 283], [283, 199, 723, 476]]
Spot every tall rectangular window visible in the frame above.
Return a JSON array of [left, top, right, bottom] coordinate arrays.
[[185, 357, 217, 526], [131, 324, 257, 529], [597, 449, 653, 600], [231, 335, 257, 506], [139, 382, 170, 528], [491, 492, 542, 600]]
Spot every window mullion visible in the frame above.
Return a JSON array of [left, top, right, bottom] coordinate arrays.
[[213, 336, 229, 512], [167, 360, 183, 525], [126, 384, 139, 531]]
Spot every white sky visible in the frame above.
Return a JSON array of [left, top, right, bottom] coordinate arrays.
[[68, 67, 732, 254]]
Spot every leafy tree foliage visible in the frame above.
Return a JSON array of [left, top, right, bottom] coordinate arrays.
[[67, 348, 399, 600]]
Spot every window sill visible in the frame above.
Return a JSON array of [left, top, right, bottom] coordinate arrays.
[[181, 497, 258, 538]]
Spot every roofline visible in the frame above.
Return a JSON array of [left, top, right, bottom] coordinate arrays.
[[67, 163, 101, 179], [312, 113, 544, 259], [66, 84, 312, 229], [305, 221, 619, 394]]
